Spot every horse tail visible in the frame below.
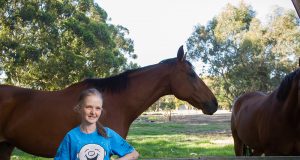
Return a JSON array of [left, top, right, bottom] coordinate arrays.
[[231, 95, 248, 156], [231, 110, 244, 156], [230, 95, 243, 135], [231, 94, 244, 114]]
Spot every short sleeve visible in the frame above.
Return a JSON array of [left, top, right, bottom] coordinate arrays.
[[108, 128, 134, 157], [54, 134, 71, 160]]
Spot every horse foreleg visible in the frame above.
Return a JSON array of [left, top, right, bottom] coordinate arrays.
[[0, 141, 15, 160]]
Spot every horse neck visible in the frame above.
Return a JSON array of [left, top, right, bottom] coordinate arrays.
[[113, 64, 172, 123], [281, 79, 299, 122]]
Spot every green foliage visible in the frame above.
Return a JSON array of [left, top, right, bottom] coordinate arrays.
[[160, 98, 176, 111], [0, 0, 137, 90], [148, 95, 188, 111], [187, 2, 300, 109]]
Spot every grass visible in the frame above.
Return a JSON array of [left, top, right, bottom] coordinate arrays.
[[127, 121, 234, 159], [11, 149, 50, 160], [11, 114, 234, 159]]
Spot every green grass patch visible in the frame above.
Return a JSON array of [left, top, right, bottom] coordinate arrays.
[[11, 149, 51, 160], [12, 120, 234, 159], [127, 122, 233, 159]]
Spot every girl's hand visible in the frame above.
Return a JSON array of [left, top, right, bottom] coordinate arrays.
[[117, 150, 139, 160]]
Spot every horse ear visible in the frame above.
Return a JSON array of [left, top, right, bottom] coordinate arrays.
[[177, 45, 185, 61]]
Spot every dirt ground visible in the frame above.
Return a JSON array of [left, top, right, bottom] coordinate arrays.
[[170, 110, 231, 124], [140, 110, 233, 145], [141, 110, 231, 124]]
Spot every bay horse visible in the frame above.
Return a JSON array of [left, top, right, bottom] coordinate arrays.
[[231, 68, 300, 156], [0, 46, 218, 159]]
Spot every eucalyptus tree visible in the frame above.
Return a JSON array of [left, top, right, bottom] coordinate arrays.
[[0, 0, 137, 90], [187, 2, 300, 108]]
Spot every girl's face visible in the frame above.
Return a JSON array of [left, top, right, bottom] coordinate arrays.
[[80, 95, 103, 125]]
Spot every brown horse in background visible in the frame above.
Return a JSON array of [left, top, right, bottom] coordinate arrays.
[[231, 68, 300, 156], [0, 46, 218, 159]]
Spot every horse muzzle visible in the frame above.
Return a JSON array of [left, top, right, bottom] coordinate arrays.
[[202, 99, 218, 115]]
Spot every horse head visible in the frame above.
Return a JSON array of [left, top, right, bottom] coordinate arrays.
[[167, 46, 218, 115]]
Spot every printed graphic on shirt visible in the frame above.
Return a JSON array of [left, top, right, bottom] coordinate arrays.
[[77, 144, 105, 160]]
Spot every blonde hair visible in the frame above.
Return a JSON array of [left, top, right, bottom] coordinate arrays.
[[75, 88, 107, 138]]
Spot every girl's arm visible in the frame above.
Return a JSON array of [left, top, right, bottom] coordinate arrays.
[[54, 135, 72, 160], [118, 150, 139, 160]]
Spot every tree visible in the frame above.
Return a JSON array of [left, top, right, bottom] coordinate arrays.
[[0, 0, 137, 90], [186, 2, 300, 109]]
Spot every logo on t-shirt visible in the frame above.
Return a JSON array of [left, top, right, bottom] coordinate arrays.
[[77, 144, 105, 160]]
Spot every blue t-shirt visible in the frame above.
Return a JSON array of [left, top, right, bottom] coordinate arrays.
[[54, 126, 134, 160]]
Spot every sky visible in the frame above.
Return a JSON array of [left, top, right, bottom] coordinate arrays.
[[96, 0, 296, 68]]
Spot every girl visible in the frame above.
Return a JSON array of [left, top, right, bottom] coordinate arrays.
[[55, 88, 139, 160]]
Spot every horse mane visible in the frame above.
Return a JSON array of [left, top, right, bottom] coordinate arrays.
[[159, 58, 177, 65], [276, 68, 300, 101], [160, 58, 194, 69], [83, 58, 178, 93], [84, 69, 136, 93]]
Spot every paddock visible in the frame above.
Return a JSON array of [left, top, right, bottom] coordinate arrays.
[[10, 109, 300, 159]]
